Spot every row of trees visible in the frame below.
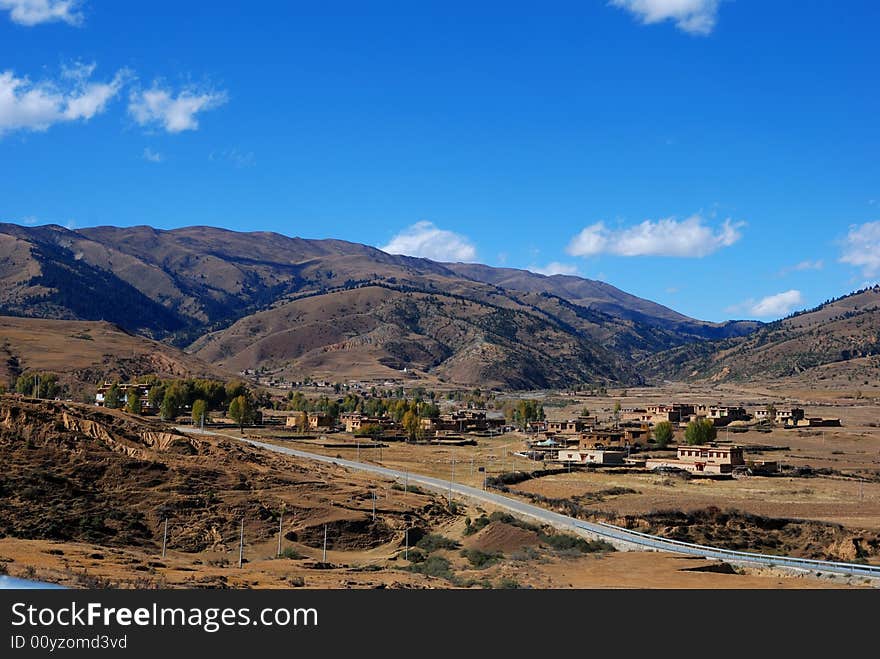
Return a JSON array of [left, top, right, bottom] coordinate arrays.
[[15, 372, 61, 399], [651, 418, 719, 447], [285, 390, 440, 424], [100, 377, 263, 425], [502, 400, 545, 426]]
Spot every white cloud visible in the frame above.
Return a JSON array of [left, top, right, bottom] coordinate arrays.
[[128, 84, 227, 133], [610, 0, 721, 35], [380, 221, 478, 263], [727, 290, 804, 318], [0, 0, 82, 26], [840, 221, 880, 277], [142, 147, 163, 163], [0, 65, 127, 136], [566, 215, 742, 258], [529, 262, 580, 276], [209, 148, 255, 168], [791, 259, 824, 271], [779, 259, 824, 276]]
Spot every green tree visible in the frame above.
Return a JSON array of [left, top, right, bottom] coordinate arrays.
[[764, 404, 777, 425], [126, 390, 143, 415], [228, 394, 252, 431], [225, 379, 248, 403], [147, 384, 165, 411], [653, 421, 674, 448], [192, 399, 207, 426], [684, 418, 717, 445], [104, 383, 122, 409], [160, 390, 179, 421], [15, 372, 60, 399]]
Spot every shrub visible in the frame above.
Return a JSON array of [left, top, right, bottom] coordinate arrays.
[[408, 555, 455, 581], [497, 577, 521, 589], [416, 534, 460, 552], [280, 547, 304, 560], [406, 548, 426, 563], [461, 549, 503, 569], [541, 533, 615, 554]]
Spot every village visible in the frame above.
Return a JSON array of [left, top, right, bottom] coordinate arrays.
[[91, 379, 844, 481]]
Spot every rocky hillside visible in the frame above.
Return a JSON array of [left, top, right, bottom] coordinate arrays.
[[0, 316, 225, 396], [643, 286, 880, 383]]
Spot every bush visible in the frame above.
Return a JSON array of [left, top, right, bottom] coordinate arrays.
[[461, 549, 503, 569], [408, 555, 455, 581], [541, 533, 615, 554], [280, 547, 304, 560], [497, 577, 521, 589], [416, 534, 460, 552], [406, 548, 426, 563]]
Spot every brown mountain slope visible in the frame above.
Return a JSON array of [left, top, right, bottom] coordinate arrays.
[[642, 286, 880, 383], [189, 284, 635, 389], [0, 316, 226, 395], [0, 223, 763, 388]]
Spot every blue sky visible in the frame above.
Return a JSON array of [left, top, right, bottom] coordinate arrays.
[[1, 0, 878, 322]]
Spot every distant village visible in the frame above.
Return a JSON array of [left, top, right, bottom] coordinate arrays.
[[91, 380, 843, 480]]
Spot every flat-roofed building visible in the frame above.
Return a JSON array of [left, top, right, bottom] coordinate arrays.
[[557, 449, 627, 466], [646, 445, 745, 474]]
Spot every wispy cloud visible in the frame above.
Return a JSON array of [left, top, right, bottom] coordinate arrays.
[[610, 0, 722, 35], [778, 259, 824, 276], [380, 221, 478, 263], [0, 0, 82, 26], [529, 262, 580, 276], [142, 147, 163, 163], [727, 289, 804, 318], [840, 221, 880, 278], [0, 64, 128, 137], [128, 83, 227, 133], [567, 215, 742, 258], [209, 148, 255, 168]]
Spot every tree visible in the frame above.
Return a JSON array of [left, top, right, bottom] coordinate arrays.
[[192, 399, 207, 427], [653, 421, 674, 448], [684, 418, 717, 445], [148, 384, 165, 411], [160, 390, 179, 421], [126, 391, 143, 415], [764, 404, 777, 425], [228, 394, 252, 431], [104, 383, 122, 409], [402, 410, 421, 442], [15, 372, 60, 399]]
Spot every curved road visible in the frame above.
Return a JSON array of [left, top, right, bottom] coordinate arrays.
[[185, 428, 880, 581]]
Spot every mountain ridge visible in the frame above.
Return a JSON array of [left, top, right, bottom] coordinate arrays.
[[0, 222, 763, 388]]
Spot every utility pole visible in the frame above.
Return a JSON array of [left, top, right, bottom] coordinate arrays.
[[161, 518, 168, 558], [238, 518, 244, 568], [449, 455, 455, 504], [322, 524, 328, 562], [404, 470, 408, 493], [277, 507, 284, 557]]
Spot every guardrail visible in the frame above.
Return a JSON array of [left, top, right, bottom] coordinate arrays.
[[575, 520, 880, 579], [203, 431, 880, 582]]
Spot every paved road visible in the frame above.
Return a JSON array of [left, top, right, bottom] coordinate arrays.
[[183, 427, 880, 581]]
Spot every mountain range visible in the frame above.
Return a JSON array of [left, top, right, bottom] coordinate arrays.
[[2, 221, 836, 390]]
